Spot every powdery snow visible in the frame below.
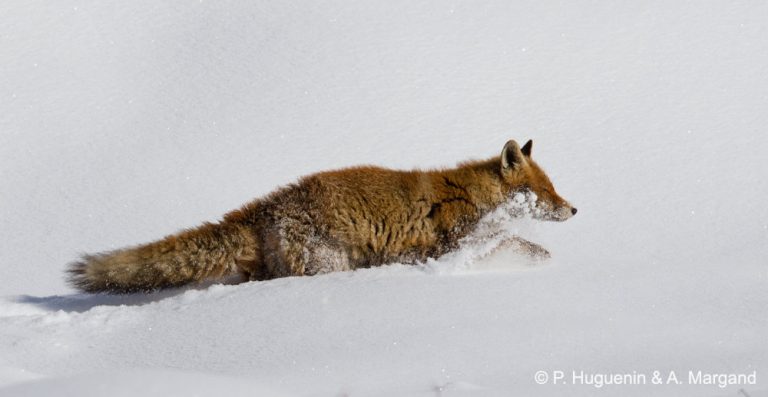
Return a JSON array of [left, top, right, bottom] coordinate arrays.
[[1, 1, 767, 396]]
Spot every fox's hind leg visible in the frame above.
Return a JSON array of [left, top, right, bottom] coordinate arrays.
[[302, 241, 352, 275], [236, 257, 268, 281], [261, 218, 352, 278], [262, 220, 308, 278], [231, 228, 267, 281]]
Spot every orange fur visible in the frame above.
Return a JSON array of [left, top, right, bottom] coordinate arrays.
[[68, 139, 575, 293]]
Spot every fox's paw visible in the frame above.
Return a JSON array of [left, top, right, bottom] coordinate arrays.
[[496, 236, 551, 260]]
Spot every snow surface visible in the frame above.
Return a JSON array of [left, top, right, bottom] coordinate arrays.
[[1, 1, 768, 396]]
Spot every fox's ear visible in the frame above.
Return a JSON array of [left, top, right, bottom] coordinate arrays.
[[501, 140, 526, 170], [521, 139, 532, 157]]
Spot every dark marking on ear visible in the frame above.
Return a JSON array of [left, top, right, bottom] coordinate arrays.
[[501, 140, 525, 169], [521, 140, 533, 157]]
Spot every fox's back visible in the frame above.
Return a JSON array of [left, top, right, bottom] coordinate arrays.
[[307, 166, 441, 265]]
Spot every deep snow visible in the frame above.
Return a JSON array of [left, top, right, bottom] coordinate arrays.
[[1, 1, 767, 396]]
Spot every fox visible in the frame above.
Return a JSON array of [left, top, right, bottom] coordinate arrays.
[[68, 139, 576, 293]]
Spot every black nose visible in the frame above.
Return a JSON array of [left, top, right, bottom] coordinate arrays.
[[571, 207, 578, 215]]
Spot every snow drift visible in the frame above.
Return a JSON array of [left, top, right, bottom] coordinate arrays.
[[1, 0, 767, 396]]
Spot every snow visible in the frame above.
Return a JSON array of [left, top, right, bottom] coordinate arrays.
[[0, 369, 290, 397], [1, 1, 768, 396]]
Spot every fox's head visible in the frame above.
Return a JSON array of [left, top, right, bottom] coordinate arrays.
[[499, 139, 577, 222]]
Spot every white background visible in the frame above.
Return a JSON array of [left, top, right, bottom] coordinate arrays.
[[1, 1, 767, 396]]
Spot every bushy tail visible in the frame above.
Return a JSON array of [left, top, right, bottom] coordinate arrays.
[[67, 222, 258, 293]]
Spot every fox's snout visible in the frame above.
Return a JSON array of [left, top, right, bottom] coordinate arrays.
[[533, 193, 577, 222], [547, 203, 577, 222]]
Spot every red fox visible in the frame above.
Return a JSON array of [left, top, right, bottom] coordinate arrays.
[[68, 139, 576, 293]]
